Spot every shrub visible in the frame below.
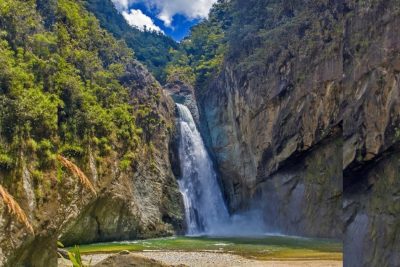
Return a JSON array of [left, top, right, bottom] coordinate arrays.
[[59, 144, 84, 158], [119, 152, 137, 171], [37, 139, 56, 168], [0, 153, 13, 170]]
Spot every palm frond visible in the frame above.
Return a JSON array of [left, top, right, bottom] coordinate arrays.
[[0, 185, 34, 234], [57, 155, 96, 195]]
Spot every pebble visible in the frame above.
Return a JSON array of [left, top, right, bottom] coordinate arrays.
[[60, 252, 343, 267], [131, 251, 342, 267]]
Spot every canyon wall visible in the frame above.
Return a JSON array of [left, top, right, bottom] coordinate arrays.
[[59, 62, 184, 246], [342, 1, 400, 266], [0, 59, 184, 267], [0, 1, 183, 265], [198, 0, 400, 264], [199, 0, 345, 238]]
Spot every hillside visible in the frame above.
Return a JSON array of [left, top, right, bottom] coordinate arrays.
[[168, 0, 400, 265], [0, 0, 399, 266], [0, 0, 183, 265], [84, 0, 178, 82]]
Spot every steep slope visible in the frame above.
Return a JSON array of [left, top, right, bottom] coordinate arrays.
[[173, 0, 399, 265], [0, 0, 183, 266], [84, 0, 178, 82], [197, 0, 344, 238], [342, 1, 400, 266]]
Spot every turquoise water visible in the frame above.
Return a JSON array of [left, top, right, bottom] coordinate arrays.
[[75, 235, 342, 261]]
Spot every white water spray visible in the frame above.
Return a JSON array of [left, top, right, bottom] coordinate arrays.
[[176, 103, 230, 235], [176, 103, 267, 236]]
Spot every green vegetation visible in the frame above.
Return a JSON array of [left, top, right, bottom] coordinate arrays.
[[165, 0, 231, 90], [0, 0, 162, 193], [59, 241, 89, 267], [165, 0, 345, 95], [226, 0, 344, 77], [68, 246, 90, 267], [84, 0, 178, 83], [73, 236, 342, 261]]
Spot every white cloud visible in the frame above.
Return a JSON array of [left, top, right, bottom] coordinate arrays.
[[122, 9, 163, 33], [153, 0, 218, 27], [112, 0, 135, 11], [112, 0, 218, 28]]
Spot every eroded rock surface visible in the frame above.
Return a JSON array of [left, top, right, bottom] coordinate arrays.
[[198, 2, 400, 259], [199, 0, 345, 238], [342, 1, 400, 266], [0, 60, 184, 266], [59, 61, 184, 246]]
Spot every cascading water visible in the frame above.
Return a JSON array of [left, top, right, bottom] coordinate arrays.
[[176, 103, 230, 235]]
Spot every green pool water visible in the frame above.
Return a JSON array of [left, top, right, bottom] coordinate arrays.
[[74, 235, 343, 261]]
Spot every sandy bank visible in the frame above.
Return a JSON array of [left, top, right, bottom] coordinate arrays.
[[58, 251, 342, 267]]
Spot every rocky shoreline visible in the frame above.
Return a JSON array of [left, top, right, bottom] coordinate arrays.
[[58, 251, 342, 267]]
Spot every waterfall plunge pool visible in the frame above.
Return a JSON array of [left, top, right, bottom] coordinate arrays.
[[66, 104, 342, 264], [73, 235, 342, 261]]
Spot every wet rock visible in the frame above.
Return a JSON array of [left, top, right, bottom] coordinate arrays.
[[164, 80, 200, 126], [344, 151, 400, 266], [342, 1, 400, 265]]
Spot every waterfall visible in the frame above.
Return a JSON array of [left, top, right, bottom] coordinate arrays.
[[176, 103, 230, 235], [176, 103, 267, 236]]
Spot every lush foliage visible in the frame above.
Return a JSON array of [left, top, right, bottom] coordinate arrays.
[[165, 0, 231, 90], [0, 0, 153, 178], [165, 0, 346, 94], [226, 0, 345, 76], [84, 0, 178, 83]]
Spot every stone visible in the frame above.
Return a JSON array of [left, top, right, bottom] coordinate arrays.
[[0, 60, 184, 266], [119, 250, 131, 255], [196, 1, 400, 265]]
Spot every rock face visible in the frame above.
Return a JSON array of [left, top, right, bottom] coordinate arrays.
[[58, 62, 184, 246], [164, 79, 203, 183], [198, 0, 344, 238], [0, 60, 184, 266], [254, 132, 342, 238], [344, 151, 400, 267], [197, 0, 400, 259], [342, 1, 400, 266], [164, 80, 200, 126]]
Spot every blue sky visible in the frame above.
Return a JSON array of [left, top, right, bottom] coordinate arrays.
[[111, 0, 217, 41]]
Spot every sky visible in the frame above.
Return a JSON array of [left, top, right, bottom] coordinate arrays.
[[111, 0, 218, 41]]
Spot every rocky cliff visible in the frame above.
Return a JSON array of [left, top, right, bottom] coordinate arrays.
[[342, 1, 400, 266], [198, 0, 344, 238], [0, 0, 183, 266], [197, 0, 400, 263], [59, 62, 184, 247], [0, 62, 183, 267]]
